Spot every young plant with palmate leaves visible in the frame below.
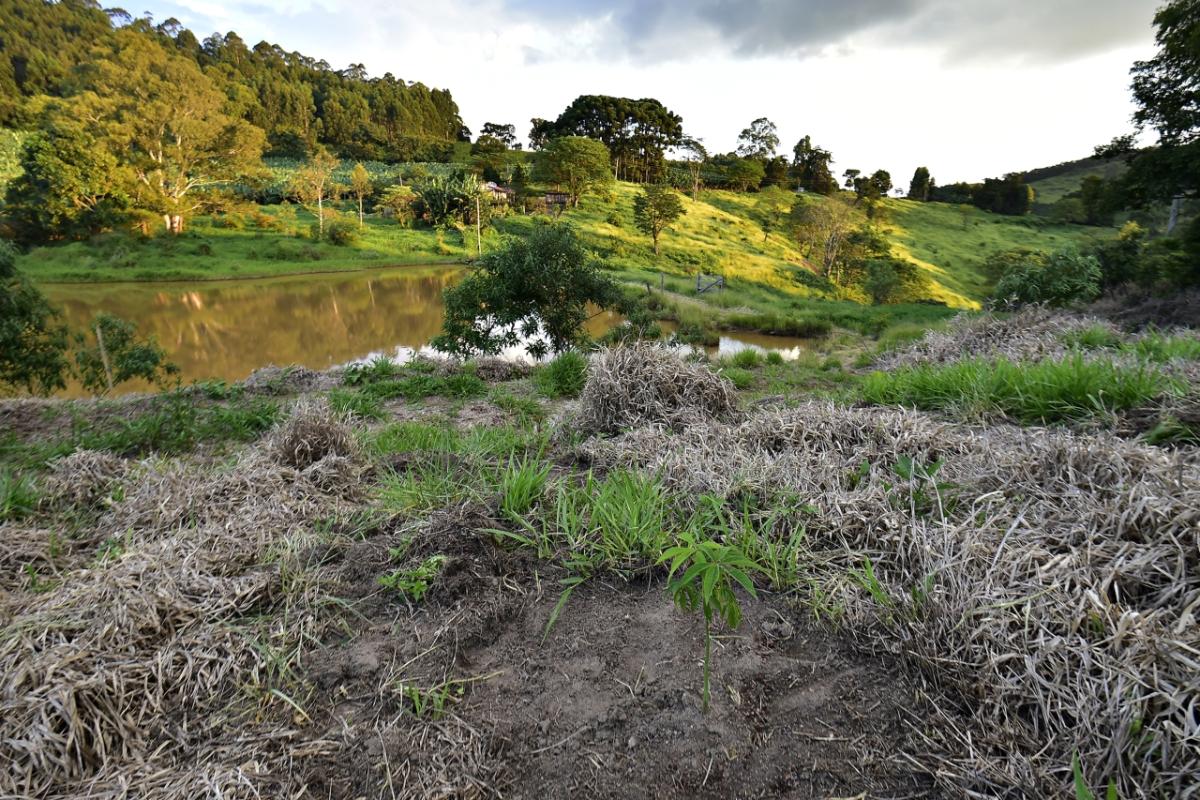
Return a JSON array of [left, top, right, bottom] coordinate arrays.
[[659, 532, 760, 713]]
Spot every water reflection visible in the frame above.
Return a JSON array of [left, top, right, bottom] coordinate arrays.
[[43, 268, 818, 396], [44, 267, 462, 393]]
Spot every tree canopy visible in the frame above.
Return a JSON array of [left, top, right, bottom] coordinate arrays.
[[633, 184, 686, 255], [533, 136, 614, 206], [433, 224, 621, 359], [544, 95, 683, 182]]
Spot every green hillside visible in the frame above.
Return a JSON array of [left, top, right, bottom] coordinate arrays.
[[15, 181, 1114, 313], [1025, 155, 1127, 204]]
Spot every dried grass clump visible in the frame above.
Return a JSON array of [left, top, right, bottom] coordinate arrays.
[[41, 450, 128, 509], [879, 308, 1119, 370], [242, 364, 321, 395], [0, 441, 357, 798], [266, 398, 358, 470], [575, 343, 740, 435], [472, 356, 530, 382], [579, 402, 1200, 797]]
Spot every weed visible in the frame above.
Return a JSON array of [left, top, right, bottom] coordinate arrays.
[[765, 351, 785, 366], [1064, 325, 1123, 351], [378, 554, 449, 601], [1129, 331, 1200, 363], [342, 356, 400, 386], [327, 388, 386, 420], [498, 458, 550, 520], [863, 356, 1172, 424], [0, 469, 38, 522], [721, 367, 755, 390], [1072, 753, 1119, 800], [590, 470, 669, 568], [490, 390, 546, 424], [727, 349, 765, 369], [887, 456, 957, 517], [534, 351, 588, 398]]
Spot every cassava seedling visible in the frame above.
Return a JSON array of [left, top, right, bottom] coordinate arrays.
[[659, 531, 760, 713]]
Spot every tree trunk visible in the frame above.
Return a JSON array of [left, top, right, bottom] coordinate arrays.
[[317, 194, 325, 237], [653, 232, 660, 256], [1168, 196, 1183, 234], [358, 196, 364, 228]]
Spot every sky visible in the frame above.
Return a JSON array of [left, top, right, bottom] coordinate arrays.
[[142, 0, 1163, 184]]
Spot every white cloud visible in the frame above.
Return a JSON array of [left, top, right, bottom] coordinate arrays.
[[149, 0, 1158, 182]]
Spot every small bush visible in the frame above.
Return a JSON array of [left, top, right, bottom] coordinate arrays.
[[325, 219, 359, 246], [534, 351, 588, 398], [993, 248, 1102, 308], [727, 349, 765, 369]]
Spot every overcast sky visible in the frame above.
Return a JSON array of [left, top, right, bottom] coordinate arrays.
[[143, 0, 1161, 184]]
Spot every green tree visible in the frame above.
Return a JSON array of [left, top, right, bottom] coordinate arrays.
[[791, 136, 836, 194], [0, 241, 68, 395], [2, 120, 129, 243], [753, 186, 794, 243], [547, 95, 683, 181], [717, 155, 766, 192], [480, 122, 519, 149], [349, 162, 372, 228], [433, 224, 620, 359], [633, 184, 686, 255], [864, 260, 902, 304], [289, 148, 340, 237], [70, 31, 266, 234], [534, 136, 614, 207], [736, 117, 779, 160], [907, 167, 932, 201]]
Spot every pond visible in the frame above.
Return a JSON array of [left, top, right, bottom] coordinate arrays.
[[43, 266, 819, 395]]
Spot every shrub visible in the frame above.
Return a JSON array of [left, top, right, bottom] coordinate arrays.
[[534, 351, 588, 398], [993, 248, 1102, 308], [325, 219, 359, 246]]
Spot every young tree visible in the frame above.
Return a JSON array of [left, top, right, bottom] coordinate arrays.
[[433, 224, 621, 359], [736, 117, 779, 160], [677, 136, 708, 200], [843, 168, 861, 190], [533, 136, 613, 207], [907, 167, 932, 201], [69, 31, 266, 234], [349, 162, 372, 228], [289, 148, 340, 237], [789, 194, 860, 282], [753, 186, 794, 243], [634, 184, 686, 255]]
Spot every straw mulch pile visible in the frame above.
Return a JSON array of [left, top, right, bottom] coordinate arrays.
[[0, 403, 363, 799], [877, 308, 1119, 370], [574, 343, 740, 435], [577, 402, 1200, 798]]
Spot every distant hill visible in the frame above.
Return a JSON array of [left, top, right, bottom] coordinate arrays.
[[1023, 155, 1129, 205]]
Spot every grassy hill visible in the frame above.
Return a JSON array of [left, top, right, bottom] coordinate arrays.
[[1024, 155, 1128, 204], [14, 178, 1113, 318]]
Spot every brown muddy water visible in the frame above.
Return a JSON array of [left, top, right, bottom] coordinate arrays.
[[43, 266, 818, 395]]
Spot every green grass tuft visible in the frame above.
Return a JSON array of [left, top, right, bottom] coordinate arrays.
[[534, 351, 588, 398]]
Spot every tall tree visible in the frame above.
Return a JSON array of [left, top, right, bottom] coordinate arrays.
[[907, 167, 932, 201], [1120, 0, 1200, 217], [289, 148, 341, 236], [349, 162, 372, 228], [480, 122, 519, 149], [633, 184, 686, 255], [791, 136, 836, 195], [528, 117, 554, 150], [547, 95, 683, 182], [68, 31, 266, 234], [736, 117, 779, 160], [533, 136, 613, 207]]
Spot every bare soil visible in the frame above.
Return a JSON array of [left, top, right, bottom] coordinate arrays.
[[296, 509, 940, 799]]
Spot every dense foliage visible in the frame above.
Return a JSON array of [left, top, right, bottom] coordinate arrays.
[[992, 248, 1102, 307], [0, 0, 464, 160], [633, 184, 686, 255], [541, 95, 683, 183], [433, 224, 621, 358]]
